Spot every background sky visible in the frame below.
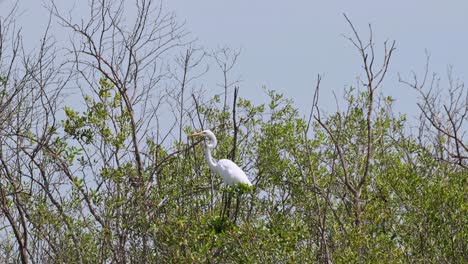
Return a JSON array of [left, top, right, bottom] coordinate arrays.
[[164, 1, 468, 117], [2, 0, 468, 118]]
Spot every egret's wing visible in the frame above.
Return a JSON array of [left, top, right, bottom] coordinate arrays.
[[217, 159, 252, 185]]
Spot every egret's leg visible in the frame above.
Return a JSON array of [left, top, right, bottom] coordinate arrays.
[[220, 189, 226, 219], [233, 194, 240, 224], [226, 192, 233, 219]]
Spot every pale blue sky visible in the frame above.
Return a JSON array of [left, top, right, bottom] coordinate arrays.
[[3, 0, 468, 117], [165, 1, 468, 115]]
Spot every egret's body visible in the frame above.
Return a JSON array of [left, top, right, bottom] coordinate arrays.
[[190, 130, 252, 186], [214, 159, 250, 185]]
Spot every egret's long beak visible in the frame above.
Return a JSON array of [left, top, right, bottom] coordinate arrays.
[[190, 131, 204, 137]]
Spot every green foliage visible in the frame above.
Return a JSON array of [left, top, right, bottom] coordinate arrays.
[[2, 78, 466, 262], [139, 89, 465, 262], [0, 75, 6, 85], [63, 78, 130, 149]]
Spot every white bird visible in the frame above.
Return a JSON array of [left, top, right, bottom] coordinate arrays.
[[190, 130, 252, 186]]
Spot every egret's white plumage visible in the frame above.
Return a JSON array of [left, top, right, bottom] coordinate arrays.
[[190, 130, 252, 186]]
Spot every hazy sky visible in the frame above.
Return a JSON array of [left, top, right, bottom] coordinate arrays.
[[3, 0, 468, 117], [165, 1, 468, 115]]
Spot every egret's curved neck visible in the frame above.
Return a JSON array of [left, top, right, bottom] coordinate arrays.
[[204, 136, 218, 170]]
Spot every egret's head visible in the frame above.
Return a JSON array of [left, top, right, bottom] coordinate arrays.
[[190, 130, 217, 148]]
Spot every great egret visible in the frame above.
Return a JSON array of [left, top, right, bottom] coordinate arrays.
[[190, 130, 252, 186]]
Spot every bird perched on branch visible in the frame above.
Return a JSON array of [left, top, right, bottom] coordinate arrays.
[[190, 130, 252, 186]]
